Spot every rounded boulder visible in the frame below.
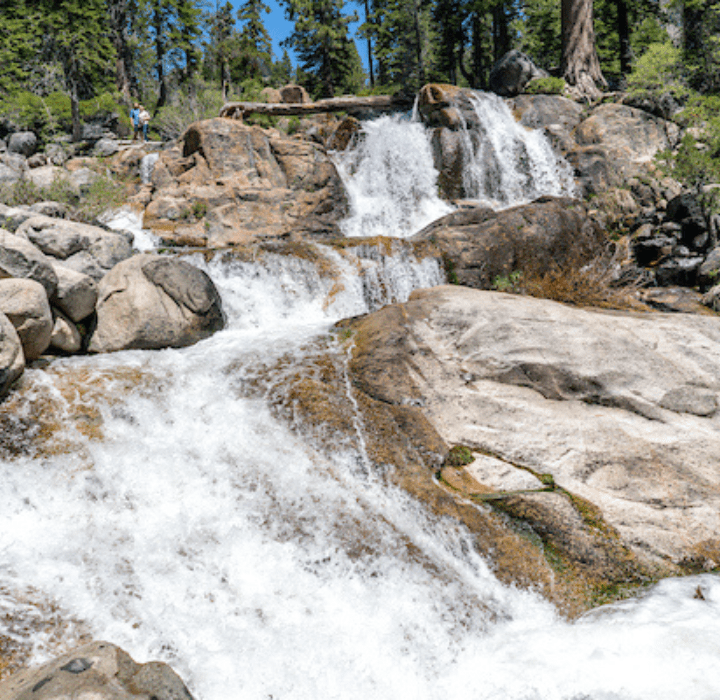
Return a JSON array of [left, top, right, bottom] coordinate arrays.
[[89, 254, 225, 353]]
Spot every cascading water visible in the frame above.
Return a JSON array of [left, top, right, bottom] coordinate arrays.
[[334, 115, 454, 239], [459, 92, 577, 206], [336, 91, 576, 230], [1, 118, 719, 700]]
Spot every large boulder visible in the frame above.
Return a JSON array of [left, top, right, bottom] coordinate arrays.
[[508, 94, 585, 153], [51, 262, 98, 322], [0, 640, 194, 700], [89, 254, 225, 352], [412, 196, 604, 289], [0, 278, 53, 361], [0, 229, 58, 298], [15, 215, 133, 279], [567, 103, 680, 195], [7, 131, 37, 157], [489, 49, 547, 97], [143, 118, 348, 246], [338, 285, 720, 612], [0, 311, 24, 398]]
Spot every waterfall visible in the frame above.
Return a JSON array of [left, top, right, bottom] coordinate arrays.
[[459, 92, 576, 207], [140, 153, 159, 185], [2, 144, 719, 700], [334, 115, 454, 239], [335, 92, 576, 236]]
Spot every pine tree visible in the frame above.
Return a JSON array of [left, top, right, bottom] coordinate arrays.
[[360, 0, 433, 90], [172, 0, 203, 85], [207, 1, 237, 99], [0, 0, 44, 95], [237, 0, 273, 81], [282, 0, 366, 97], [41, 0, 115, 140]]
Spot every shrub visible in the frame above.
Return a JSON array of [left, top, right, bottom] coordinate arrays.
[[0, 172, 126, 224], [656, 93, 720, 217], [626, 42, 689, 99], [492, 251, 645, 311], [524, 77, 566, 95], [153, 80, 226, 141]]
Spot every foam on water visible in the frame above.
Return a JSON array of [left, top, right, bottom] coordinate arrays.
[[1, 130, 718, 700], [334, 114, 454, 239], [460, 92, 577, 207]]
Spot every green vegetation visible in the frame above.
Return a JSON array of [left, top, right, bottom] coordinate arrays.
[[524, 77, 565, 95], [0, 173, 126, 224], [444, 444, 475, 468]]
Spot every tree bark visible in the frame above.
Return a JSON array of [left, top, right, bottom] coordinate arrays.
[[492, 2, 510, 62], [615, 0, 631, 75], [561, 0, 607, 98], [109, 0, 132, 102]]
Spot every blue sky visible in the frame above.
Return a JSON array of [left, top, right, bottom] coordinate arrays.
[[228, 0, 365, 67]]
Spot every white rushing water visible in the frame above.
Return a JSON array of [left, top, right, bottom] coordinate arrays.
[[336, 91, 576, 236], [1, 109, 719, 700], [334, 114, 454, 239], [459, 92, 577, 207]]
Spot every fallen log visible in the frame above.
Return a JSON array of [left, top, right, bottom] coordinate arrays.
[[219, 94, 412, 119]]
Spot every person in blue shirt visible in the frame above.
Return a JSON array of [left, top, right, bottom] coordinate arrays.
[[130, 103, 140, 141]]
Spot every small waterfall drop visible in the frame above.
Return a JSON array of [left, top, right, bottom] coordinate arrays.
[[334, 115, 453, 239], [459, 92, 576, 207], [335, 92, 576, 239], [140, 152, 159, 184]]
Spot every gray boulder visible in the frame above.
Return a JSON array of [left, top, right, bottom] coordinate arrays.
[[45, 143, 68, 166], [7, 131, 37, 157], [0, 163, 21, 185], [16, 216, 133, 275], [26, 153, 47, 168], [412, 196, 604, 289], [0, 640, 194, 700], [0, 229, 58, 298], [94, 137, 120, 157], [699, 247, 720, 290], [50, 307, 83, 353], [0, 204, 37, 233], [51, 262, 98, 322], [25, 165, 74, 191], [0, 278, 53, 361], [89, 254, 225, 353], [0, 311, 24, 398], [489, 49, 547, 97], [28, 200, 70, 219]]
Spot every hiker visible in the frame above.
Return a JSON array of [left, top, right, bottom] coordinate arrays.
[[130, 103, 140, 141], [139, 105, 150, 142]]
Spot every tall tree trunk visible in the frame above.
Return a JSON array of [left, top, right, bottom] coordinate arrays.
[[561, 0, 607, 98], [69, 73, 82, 142], [492, 2, 509, 62], [363, 0, 375, 87], [615, 0, 631, 75], [411, 0, 426, 85], [153, 5, 168, 112], [110, 0, 132, 101]]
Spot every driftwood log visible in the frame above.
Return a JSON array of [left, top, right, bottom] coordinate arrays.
[[219, 94, 413, 120]]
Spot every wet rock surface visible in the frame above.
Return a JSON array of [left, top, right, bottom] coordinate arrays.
[[0, 641, 194, 700], [336, 286, 720, 611]]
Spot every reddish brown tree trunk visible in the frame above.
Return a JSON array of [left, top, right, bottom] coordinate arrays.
[[561, 0, 606, 97]]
